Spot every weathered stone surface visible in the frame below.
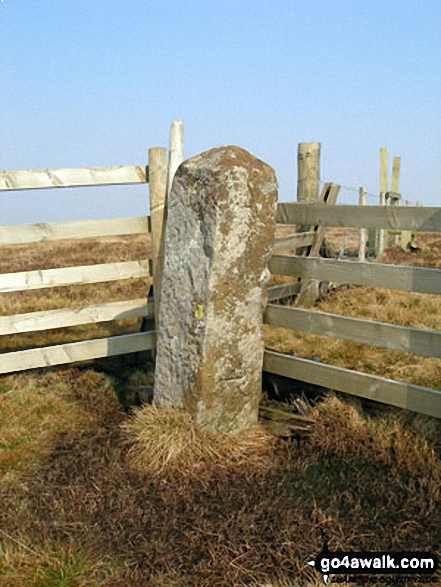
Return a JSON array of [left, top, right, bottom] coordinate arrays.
[[153, 146, 278, 433]]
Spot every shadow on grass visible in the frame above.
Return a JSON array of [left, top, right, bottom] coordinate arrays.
[[0, 369, 440, 586]]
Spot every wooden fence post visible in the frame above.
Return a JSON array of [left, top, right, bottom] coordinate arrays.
[[377, 191, 387, 257], [392, 156, 401, 193], [386, 191, 401, 245], [358, 187, 367, 261], [167, 120, 184, 196], [294, 183, 340, 307], [297, 142, 321, 203], [400, 199, 412, 250], [372, 147, 389, 257], [380, 147, 389, 194], [148, 147, 168, 329]]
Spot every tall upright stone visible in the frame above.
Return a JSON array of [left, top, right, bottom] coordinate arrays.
[[153, 146, 278, 433]]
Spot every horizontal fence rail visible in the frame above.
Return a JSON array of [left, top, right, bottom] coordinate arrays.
[[0, 216, 149, 246], [276, 204, 441, 232], [0, 331, 156, 375], [267, 281, 301, 302], [263, 349, 441, 419], [269, 255, 441, 295], [0, 299, 153, 336], [0, 260, 150, 293], [265, 304, 441, 359], [274, 231, 315, 251], [0, 165, 148, 191]]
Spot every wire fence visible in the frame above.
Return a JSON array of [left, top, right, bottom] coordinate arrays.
[[297, 178, 418, 206]]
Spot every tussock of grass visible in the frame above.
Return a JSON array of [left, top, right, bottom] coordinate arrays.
[[0, 385, 439, 586], [0, 536, 111, 587], [123, 403, 276, 481]]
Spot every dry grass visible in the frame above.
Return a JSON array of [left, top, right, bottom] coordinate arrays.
[[0, 539, 113, 587], [0, 376, 439, 586], [0, 234, 150, 274], [123, 404, 276, 482], [0, 229, 440, 585]]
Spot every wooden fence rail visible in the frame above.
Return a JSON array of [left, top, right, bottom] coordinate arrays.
[[265, 304, 441, 359], [0, 299, 153, 336], [0, 165, 148, 191], [267, 199, 441, 419], [0, 260, 150, 293], [273, 230, 315, 251], [263, 350, 441, 419], [0, 216, 149, 246], [0, 121, 183, 376], [269, 255, 441, 295], [276, 203, 441, 232], [0, 332, 155, 375]]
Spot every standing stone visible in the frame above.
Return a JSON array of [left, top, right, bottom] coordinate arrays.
[[153, 146, 278, 433]]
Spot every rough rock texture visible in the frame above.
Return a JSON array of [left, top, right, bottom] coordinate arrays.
[[153, 146, 278, 433]]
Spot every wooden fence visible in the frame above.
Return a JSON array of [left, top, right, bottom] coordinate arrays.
[[0, 116, 186, 374], [265, 202, 441, 419], [0, 124, 306, 375], [1, 133, 440, 419]]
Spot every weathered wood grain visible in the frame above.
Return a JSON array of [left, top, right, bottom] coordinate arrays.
[[269, 255, 441, 295], [0, 331, 156, 374], [295, 183, 340, 307], [0, 216, 149, 246], [149, 147, 168, 328], [263, 350, 441, 418], [276, 204, 441, 232], [267, 281, 301, 302], [167, 120, 184, 196], [265, 304, 441, 358], [274, 231, 315, 251], [0, 299, 153, 335], [0, 260, 150, 293], [0, 165, 148, 191]]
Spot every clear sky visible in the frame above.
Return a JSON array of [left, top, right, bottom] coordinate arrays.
[[1, 0, 440, 226]]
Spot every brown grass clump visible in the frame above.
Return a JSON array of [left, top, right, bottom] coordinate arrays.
[[0, 538, 113, 587], [123, 403, 277, 482], [1, 377, 439, 586]]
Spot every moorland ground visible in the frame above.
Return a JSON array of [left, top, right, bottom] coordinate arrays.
[[0, 227, 440, 586]]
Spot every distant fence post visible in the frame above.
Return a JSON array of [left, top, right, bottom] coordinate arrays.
[[358, 187, 367, 261], [373, 147, 389, 257], [167, 120, 184, 196], [391, 156, 401, 193], [297, 142, 321, 203], [148, 147, 168, 329], [380, 148, 389, 194], [400, 199, 412, 250], [386, 191, 401, 246], [377, 191, 387, 256]]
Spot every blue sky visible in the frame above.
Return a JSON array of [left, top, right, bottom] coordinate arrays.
[[1, 0, 440, 225]]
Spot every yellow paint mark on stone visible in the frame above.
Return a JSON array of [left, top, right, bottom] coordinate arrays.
[[195, 305, 204, 321]]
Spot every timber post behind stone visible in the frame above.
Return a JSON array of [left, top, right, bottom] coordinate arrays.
[[148, 147, 168, 330], [296, 142, 321, 258], [153, 146, 278, 433], [297, 142, 321, 203]]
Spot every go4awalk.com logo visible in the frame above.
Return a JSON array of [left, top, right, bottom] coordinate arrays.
[[307, 533, 439, 584]]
